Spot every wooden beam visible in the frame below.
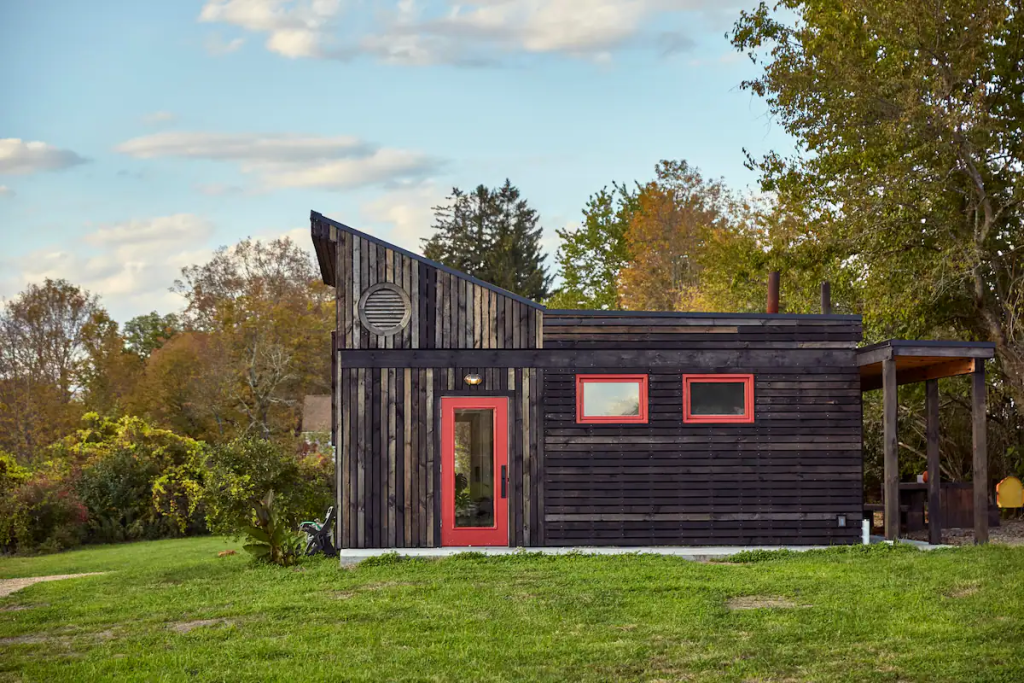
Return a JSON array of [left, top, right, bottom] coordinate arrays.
[[972, 362, 989, 544], [883, 357, 899, 540], [892, 345, 995, 359], [820, 282, 831, 315], [856, 346, 894, 367], [926, 379, 941, 545], [339, 348, 857, 369], [860, 358, 976, 391]]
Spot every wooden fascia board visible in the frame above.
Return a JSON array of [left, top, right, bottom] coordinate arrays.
[[860, 358, 977, 392]]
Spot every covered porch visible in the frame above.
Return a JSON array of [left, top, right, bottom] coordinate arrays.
[[857, 340, 996, 544]]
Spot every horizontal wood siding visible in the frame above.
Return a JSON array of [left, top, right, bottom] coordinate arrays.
[[543, 329, 863, 546]]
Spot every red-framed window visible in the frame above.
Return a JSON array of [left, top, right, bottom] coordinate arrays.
[[576, 374, 649, 424], [682, 374, 754, 424]]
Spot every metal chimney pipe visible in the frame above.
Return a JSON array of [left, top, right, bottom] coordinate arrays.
[[767, 271, 780, 314], [820, 281, 832, 315]]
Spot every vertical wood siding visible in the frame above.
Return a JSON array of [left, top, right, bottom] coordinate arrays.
[[332, 231, 542, 351], [336, 365, 541, 548]]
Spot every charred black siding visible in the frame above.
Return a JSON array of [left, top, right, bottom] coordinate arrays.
[[541, 312, 863, 546]]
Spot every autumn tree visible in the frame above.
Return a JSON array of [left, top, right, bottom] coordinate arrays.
[[548, 182, 639, 310], [731, 0, 1024, 403], [0, 279, 102, 460], [423, 180, 553, 301], [172, 237, 333, 440], [79, 310, 143, 417], [617, 161, 745, 311]]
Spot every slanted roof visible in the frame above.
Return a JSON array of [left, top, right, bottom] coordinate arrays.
[[856, 339, 996, 392], [301, 394, 332, 433], [310, 211, 544, 310]]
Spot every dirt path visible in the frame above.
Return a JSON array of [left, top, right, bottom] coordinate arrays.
[[0, 573, 108, 598]]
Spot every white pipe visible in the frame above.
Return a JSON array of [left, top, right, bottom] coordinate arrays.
[[862, 518, 870, 545]]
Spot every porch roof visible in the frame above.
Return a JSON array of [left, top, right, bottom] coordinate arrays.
[[856, 339, 995, 392]]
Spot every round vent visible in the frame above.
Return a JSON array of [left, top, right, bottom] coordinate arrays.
[[358, 283, 411, 336]]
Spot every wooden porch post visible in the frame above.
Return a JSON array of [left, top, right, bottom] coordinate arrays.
[[926, 379, 941, 545], [972, 361, 989, 544], [883, 357, 899, 540]]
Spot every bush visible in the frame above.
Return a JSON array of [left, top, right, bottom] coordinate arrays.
[[157, 436, 333, 538], [49, 414, 209, 543], [0, 465, 88, 554]]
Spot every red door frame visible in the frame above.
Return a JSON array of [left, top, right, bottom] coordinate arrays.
[[440, 396, 509, 547]]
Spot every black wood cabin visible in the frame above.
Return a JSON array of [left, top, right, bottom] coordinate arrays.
[[311, 211, 993, 549]]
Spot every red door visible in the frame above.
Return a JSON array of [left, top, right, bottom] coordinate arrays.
[[441, 396, 509, 547]]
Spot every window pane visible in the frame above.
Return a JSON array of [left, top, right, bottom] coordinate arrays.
[[689, 382, 746, 416], [453, 409, 495, 528], [583, 381, 641, 417]]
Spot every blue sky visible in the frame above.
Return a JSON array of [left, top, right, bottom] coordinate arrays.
[[0, 0, 791, 323]]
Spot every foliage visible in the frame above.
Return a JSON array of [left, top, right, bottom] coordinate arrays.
[[171, 237, 333, 440], [0, 450, 29, 495], [618, 160, 744, 311], [159, 436, 333, 538], [123, 311, 181, 359], [79, 310, 143, 418], [0, 465, 88, 554], [241, 490, 302, 566], [731, 0, 1024, 404], [423, 180, 553, 301], [3, 537, 1024, 681], [547, 182, 639, 310], [130, 331, 233, 441], [0, 278, 101, 461], [46, 414, 209, 544]]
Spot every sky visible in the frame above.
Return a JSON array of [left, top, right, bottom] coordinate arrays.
[[0, 0, 793, 324]]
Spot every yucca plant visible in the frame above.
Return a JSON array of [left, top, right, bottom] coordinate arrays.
[[243, 490, 302, 567]]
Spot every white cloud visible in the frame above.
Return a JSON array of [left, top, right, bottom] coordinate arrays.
[[0, 139, 89, 175], [194, 182, 246, 196], [0, 185, 14, 198], [360, 184, 443, 249], [141, 111, 177, 126], [204, 33, 246, 55], [198, 0, 743, 65], [0, 214, 217, 320], [115, 131, 442, 191], [199, 0, 339, 58]]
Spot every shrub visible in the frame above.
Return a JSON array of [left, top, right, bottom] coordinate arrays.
[[242, 490, 303, 567], [159, 436, 333, 538], [51, 414, 209, 544], [0, 465, 88, 554]]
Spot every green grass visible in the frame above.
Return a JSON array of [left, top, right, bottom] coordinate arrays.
[[2, 540, 1023, 682]]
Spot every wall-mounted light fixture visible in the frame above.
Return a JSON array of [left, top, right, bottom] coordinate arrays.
[[464, 374, 482, 386]]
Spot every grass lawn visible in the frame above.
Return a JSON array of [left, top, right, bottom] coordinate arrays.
[[1, 539, 1023, 682]]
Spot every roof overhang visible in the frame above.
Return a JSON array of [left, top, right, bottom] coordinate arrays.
[[857, 340, 996, 392]]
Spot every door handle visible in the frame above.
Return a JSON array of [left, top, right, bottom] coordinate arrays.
[[500, 465, 507, 499]]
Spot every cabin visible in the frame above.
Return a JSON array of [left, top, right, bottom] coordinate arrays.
[[311, 211, 996, 549]]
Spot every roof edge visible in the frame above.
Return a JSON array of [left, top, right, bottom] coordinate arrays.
[[311, 211, 545, 310], [545, 309, 862, 321]]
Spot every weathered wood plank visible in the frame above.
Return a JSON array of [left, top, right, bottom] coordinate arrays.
[[882, 357, 899, 540], [973, 362, 988, 544], [926, 378, 941, 545], [403, 368, 412, 547], [425, 368, 435, 547], [356, 367, 366, 547]]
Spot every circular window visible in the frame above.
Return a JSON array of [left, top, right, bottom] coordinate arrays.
[[358, 283, 411, 336]]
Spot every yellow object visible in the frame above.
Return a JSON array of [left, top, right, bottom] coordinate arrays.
[[996, 476, 1024, 508]]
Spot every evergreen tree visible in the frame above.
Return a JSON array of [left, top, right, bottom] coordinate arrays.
[[423, 180, 553, 301]]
